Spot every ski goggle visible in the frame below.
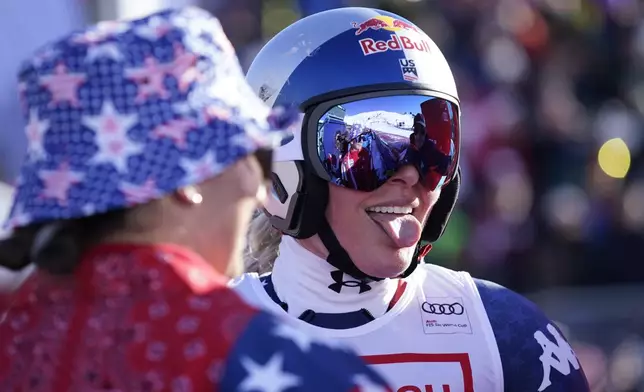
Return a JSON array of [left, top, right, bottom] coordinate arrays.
[[308, 93, 460, 192]]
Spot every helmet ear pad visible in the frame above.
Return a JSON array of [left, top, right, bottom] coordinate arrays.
[[421, 166, 461, 243], [265, 160, 329, 240]]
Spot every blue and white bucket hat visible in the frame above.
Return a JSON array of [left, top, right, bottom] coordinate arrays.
[[4, 7, 299, 231]]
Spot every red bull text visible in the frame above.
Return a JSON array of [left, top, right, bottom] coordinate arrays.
[[359, 34, 431, 56]]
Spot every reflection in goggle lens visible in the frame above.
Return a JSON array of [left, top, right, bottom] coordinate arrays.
[[316, 95, 460, 192]]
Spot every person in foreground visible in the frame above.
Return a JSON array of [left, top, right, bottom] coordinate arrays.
[[0, 8, 392, 391], [234, 7, 591, 392]]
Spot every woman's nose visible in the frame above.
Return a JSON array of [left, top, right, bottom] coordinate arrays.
[[387, 164, 420, 187]]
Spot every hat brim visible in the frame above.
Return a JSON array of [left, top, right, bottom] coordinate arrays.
[[252, 107, 302, 151]]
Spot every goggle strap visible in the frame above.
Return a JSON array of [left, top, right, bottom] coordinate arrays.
[[317, 217, 383, 282]]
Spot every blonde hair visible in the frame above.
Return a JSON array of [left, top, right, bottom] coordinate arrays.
[[244, 211, 283, 275]]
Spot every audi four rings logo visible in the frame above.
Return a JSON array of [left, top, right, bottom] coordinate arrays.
[[421, 302, 464, 315]]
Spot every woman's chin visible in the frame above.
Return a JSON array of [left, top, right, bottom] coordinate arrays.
[[356, 249, 414, 279]]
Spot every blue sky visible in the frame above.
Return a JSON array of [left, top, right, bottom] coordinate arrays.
[[341, 95, 437, 116]]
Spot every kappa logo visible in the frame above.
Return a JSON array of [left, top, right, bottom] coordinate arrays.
[[327, 270, 372, 294], [534, 324, 581, 391]]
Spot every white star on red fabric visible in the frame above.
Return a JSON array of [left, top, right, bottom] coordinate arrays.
[[134, 16, 173, 40], [85, 42, 124, 63], [119, 179, 160, 206], [125, 57, 171, 103], [168, 44, 201, 93], [81, 100, 142, 173], [352, 374, 390, 392], [239, 353, 301, 392], [25, 109, 50, 161], [39, 162, 85, 205], [179, 151, 224, 185], [152, 118, 198, 149], [39, 63, 86, 108]]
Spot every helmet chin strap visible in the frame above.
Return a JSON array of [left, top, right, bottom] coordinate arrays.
[[316, 217, 425, 281]]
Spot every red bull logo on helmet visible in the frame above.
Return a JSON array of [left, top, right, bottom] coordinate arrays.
[[350, 16, 430, 56], [351, 15, 419, 36]]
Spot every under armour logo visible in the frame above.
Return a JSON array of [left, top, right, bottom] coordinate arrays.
[[535, 323, 581, 391], [327, 270, 372, 294]]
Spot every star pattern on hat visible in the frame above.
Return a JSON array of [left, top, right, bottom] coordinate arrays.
[[72, 20, 129, 45], [39, 63, 86, 108], [25, 109, 50, 161], [169, 44, 202, 93], [202, 105, 232, 122], [230, 124, 272, 151], [134, 16, 173, 40], [125, 57, 171, 103], [81, 101, 142, 173], [179, 151, 224, 185], [38, 162, 85, 205], [5, 7, 294, 231], [82, 204, 97, 216], [119, 179, 160, 206], [85, 42, 124, 63], [152, 118, 198, 149]]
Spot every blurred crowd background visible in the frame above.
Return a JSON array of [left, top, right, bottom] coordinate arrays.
[[1, 0, 643, 390]]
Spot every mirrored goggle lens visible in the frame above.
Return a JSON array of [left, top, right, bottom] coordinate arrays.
[[316, 95, 459, 192]]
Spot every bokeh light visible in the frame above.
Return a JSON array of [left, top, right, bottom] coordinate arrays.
[[598, 138, 631, 179]]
